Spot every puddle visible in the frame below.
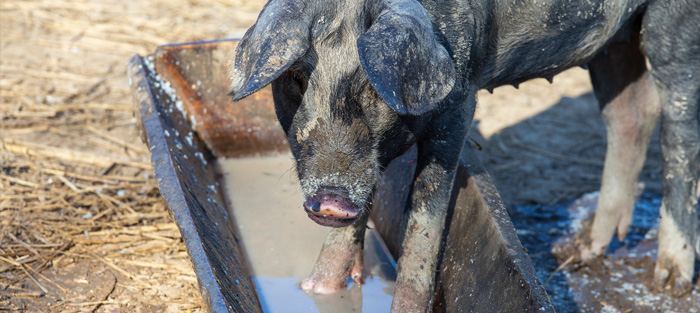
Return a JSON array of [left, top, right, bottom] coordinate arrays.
[[217, 155, 395, 312]]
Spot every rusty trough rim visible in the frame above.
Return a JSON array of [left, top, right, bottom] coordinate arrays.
[[128, 38, 554, 313], [128, 54, 262, 313]]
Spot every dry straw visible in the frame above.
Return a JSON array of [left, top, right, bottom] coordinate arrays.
[[0, 0, 267, 311]]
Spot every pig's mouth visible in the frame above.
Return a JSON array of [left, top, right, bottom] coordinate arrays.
[[305, 210, 359, 227], [303, 187, 361, 228]]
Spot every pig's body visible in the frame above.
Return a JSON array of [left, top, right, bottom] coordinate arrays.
[[230, 0, 700, 311], [453, 1, 645, 88]]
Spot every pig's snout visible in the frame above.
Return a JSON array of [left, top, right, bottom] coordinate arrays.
[[304, 187, 360, 228]]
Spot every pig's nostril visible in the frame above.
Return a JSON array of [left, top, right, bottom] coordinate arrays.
[[304, 200, 321, 212], [303, 187, 361, 227]]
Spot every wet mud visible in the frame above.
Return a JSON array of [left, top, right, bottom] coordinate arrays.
[[471, 67, 698, 312], [511, 192, 700, 312]]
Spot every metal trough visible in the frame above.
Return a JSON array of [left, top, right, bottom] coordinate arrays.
[[127, 39, 555, 313]]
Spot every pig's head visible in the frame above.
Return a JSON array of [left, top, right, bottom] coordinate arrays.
[[229, 0, 456, 227]]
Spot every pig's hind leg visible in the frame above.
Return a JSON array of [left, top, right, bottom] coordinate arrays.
[[301, 214, 368, 294], [580, 29, 660, 261], [642, 1, 700, 297]]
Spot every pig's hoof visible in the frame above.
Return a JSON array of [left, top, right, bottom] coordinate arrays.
[[652, 267, 693, 297], [350, 261, 363, 284], [653, 250, 694, 297], [300, 276, 345, 294], [569, 220, 605, 264], [579, 242, 606, 263]]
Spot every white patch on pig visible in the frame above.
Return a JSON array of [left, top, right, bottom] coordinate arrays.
[[656, 203, 695, 283], [296, 119, 318, 143], [671, 97, 690, 118]]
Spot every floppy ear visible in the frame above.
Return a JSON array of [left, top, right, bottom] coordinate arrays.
[[229, 0, 311, 100], [358, 0, 456, 115]]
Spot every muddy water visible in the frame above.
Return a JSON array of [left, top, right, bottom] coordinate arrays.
[[217, 156, 396, 312]]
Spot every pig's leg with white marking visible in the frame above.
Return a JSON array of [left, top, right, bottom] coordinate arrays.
[[580, 36, 660, 261], [642, 2, 700, 296], [301, 213, 368, 294], [650, 79, 699, 297]]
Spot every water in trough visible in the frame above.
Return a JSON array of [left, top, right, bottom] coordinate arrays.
[[217, 156, 396, 312]]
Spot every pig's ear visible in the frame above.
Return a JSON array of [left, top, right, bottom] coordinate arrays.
[[358, 1, 456, 115], [229, 1, 311, 101]]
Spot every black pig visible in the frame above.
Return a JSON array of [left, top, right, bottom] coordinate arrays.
[[230, 0, 700, 311]]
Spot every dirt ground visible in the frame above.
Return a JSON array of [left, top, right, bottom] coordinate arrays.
[[1, 1, 264, 312], [0, 0, 684, 312]]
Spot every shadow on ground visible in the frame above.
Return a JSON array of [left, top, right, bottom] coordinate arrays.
[[472, 91, 662, 208], [469, 91, 672, 312]]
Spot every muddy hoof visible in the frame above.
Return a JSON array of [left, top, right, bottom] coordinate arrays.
[[574, 219, 610, 264], [553, 220, 605, 267], [578, 243, 606, 264], [653, 266, 693, 297]]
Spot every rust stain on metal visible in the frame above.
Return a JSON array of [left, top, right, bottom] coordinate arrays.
[[154, 40, 289, 158]]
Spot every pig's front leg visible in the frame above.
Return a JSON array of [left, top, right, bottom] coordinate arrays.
[[301, 214, 368, 294], [391, 104, 471, 312]]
